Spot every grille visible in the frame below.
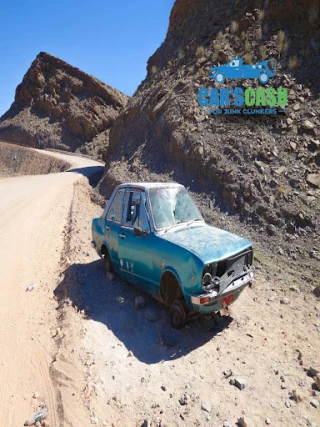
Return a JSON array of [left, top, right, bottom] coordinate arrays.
[[217, 248, 252, 278], [217, 248, 253, 294]]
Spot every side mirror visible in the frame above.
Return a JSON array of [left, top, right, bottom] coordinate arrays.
[[134, 227, 147, 237]]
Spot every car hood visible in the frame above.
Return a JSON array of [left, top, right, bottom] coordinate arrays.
[[161, 223, 252, 263]]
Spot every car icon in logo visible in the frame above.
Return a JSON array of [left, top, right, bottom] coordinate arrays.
[[210, 57, 276, 84]]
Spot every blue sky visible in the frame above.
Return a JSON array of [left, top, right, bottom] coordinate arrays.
[[0, 0, 175, 116]]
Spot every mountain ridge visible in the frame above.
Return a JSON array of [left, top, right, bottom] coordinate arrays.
[[0, 52, 129, 158]]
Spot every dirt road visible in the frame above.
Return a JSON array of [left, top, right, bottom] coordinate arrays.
[[0, 150, 103, 426]]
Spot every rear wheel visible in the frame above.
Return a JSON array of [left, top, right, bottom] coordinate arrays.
[[102, 247, 114, 273], [169, 300, 186, 329]]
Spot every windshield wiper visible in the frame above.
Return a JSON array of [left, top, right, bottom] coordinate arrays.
[[163, 220, 185, 233], [186, 218, 202, 226]]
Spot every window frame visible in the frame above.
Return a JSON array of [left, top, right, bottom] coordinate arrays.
[[122, 189, 151, 232]]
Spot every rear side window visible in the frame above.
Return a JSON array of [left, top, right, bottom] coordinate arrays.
[[106, 189, 125, 223]]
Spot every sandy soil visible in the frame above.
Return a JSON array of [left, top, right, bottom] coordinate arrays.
[[0, 148, 319, 427]]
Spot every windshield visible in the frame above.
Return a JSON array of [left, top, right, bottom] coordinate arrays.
[[149, 187, 203, 230]]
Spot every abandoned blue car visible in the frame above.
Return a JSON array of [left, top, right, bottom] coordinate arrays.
[[91, 183, 253, 328]]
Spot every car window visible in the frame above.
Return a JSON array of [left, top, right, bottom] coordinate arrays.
[[123, 190, 150, 231], [106, 189, 125, 223]]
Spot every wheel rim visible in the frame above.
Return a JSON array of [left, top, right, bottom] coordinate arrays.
[[172, 309, 182, 328], [170, 301, 186, 329]]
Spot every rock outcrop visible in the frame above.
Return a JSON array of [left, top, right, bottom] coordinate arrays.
[[98, 0, 320, 281], [0, 52, 129, 158]]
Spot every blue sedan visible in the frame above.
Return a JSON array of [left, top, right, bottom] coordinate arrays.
[[92, 183, 253, 329]]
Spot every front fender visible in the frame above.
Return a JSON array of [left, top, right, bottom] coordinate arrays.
[[166, 254, 204, 304], [162, 266, 182, 285]]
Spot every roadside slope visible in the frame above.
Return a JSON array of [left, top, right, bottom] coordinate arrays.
[[0, 141, 71, 178]]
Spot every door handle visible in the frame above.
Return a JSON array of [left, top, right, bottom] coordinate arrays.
[[119, 233, 126, 239]]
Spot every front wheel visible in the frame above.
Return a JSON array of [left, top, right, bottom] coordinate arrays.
[[169, 300, 186, 329]]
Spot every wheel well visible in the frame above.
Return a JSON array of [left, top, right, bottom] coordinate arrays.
[[160, 271, 183, 307]]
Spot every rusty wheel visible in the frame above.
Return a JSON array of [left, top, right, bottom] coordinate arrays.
[[169, 300, 186, 329]]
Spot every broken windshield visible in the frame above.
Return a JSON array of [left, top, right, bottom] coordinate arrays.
[[148, 187, 203, 230]]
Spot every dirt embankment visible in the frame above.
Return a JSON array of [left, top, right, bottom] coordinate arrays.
[[0, 141, 71, 178]]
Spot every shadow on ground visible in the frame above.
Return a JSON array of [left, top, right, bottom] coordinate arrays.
[[67, 165, 104, 186], [54, 259, 233, 364]]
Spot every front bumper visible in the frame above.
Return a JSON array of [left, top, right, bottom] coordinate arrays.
[[191, 272, 253, 307]]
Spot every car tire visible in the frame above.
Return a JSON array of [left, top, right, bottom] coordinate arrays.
[[212, 311, 221, 325], [259, 72, 269, 84], [215, 73, 225, 84], [169, 300, 186, 329], [103, 249, 114, 273]]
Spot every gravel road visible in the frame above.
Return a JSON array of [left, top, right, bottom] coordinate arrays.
[[0, 150, 103, 426]]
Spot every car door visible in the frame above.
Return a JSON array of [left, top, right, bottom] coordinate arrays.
[[118, 189, 156, 293], [104, 188, 125, 272]]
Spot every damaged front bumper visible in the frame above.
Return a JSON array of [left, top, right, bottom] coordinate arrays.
[[190, 271, 253, 313]]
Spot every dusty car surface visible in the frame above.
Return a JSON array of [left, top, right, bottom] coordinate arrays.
[[91, 183, 253, 328]]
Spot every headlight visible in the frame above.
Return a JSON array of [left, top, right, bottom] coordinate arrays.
[[202, 271, 220, 293], [202, 273, 212, 286]]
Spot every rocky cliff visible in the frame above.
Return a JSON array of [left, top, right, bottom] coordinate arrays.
[[0, 52, 129, 158], [98, 0, 320, 285]]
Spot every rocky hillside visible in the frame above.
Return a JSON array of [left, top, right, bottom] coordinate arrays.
[[98, 0, 320, 285], [0, 52, 129, 158]]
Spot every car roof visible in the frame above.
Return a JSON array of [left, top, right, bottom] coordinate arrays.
[[116, 182, 184, 190]]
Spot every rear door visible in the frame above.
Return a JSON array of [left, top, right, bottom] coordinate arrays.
[[118, 189, 156, 293]]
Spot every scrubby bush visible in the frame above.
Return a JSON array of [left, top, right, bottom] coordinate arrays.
[[196, 46, 205, 58]]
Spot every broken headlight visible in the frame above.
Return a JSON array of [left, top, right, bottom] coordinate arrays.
[[202, 264, 220, 293]]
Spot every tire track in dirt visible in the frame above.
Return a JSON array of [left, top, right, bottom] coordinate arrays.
[[49, 180, 95, 426]]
